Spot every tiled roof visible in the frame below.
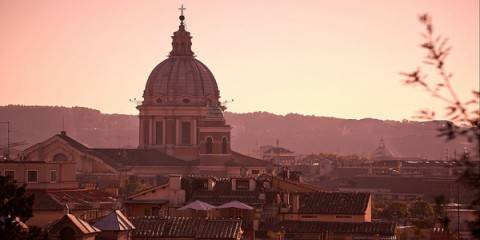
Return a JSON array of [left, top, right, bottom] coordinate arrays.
[[347, 175, 474, 202], [127, 183, 169, 200], [43, 133, 269, 170], [52, 133, 189, 170], [227, 151, 272, 167], [90, 148, 190, 168], [57, 132, 89, 152], [277, 220, 396, 236], [130, 216, 242, 239], [264, 147, 293, 154], [50, 214, 101, 235], [93, 210, 135, 231], [28, 189, 117, 211], [298, 192, 370, 214], [28, 190, 64, 211], [192, 190, 264, 206], [189, 179, 265, 206]]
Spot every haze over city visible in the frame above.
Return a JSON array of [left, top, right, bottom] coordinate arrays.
[[0, 0, 478, 120], [0, 1, 479, 239]]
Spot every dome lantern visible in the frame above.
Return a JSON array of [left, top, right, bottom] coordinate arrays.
[[141, 6, 220, 107]]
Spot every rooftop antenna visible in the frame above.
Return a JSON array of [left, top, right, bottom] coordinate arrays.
[[61, 113, 66, 134], [129, 97, 143, 107], [220, 99, 234, 111]]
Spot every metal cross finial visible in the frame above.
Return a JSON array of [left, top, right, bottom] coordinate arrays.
[[178, 4, 186, 16]]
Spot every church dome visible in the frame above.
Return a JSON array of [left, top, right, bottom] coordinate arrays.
[[142, 14, 220, 106]]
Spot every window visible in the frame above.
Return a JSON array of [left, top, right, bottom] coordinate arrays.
[[181, 122, 191, 145], [221, 137, 228, 154], [50, 170, 57, 183], [4, 170, 15, 179], [155, 121, 163, 145], [143, 119, 150, 144], [206, 137, 213, 154], [144, 208, 151, 216], [53, 153, 68, 161], [251, 169, 260, 175], [152, 207, 160, 216], [27, 170, 38, 183], [236, 180, 250, 191]]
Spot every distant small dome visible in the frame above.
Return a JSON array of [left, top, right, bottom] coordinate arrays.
[[371, 138, 394, 160]]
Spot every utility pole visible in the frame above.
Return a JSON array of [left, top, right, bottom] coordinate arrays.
[[457, 184, 460, 240], [0, 121, 10, 160]]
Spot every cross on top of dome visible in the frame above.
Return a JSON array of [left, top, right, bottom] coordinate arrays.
[[178, 4, 186, 24]]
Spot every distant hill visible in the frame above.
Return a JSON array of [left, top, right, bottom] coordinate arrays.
[[0, 105, 470, 159]]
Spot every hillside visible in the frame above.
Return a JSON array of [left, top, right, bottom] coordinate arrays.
[[0, 105, 469, 159]]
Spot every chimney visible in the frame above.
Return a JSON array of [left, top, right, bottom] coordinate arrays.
[[64, 204, 70, 215], [231, 178, 237, 191], [249, 178, 256, 191], [168, 174, 182, 190], [207, 178, 215, 191], [259, 193, 266, 200], [292, 193, 300, 213], [283, 192, 290, 205]]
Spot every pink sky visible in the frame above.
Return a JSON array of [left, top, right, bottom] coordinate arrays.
[[0, 0, 478, 120]]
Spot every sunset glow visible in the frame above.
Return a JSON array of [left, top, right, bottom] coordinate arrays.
[[0, 0, 478, 120]]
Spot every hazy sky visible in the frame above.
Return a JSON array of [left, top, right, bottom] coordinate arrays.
[[0, 0, 478, 120]]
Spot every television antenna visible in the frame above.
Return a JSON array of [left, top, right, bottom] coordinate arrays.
[[220, 99, 234, 111], [129, 97, 143, 106]]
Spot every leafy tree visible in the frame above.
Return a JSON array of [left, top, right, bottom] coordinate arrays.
[[402, 13, 480, 237], [409, 200, 434, 220], [409, 200, 435, 229], [382, 201, 409, 223], [434, 195, 451, 231], [0, 175, 48, 240]]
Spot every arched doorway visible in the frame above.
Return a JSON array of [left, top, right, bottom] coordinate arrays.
[[206, 137, 213, 154]]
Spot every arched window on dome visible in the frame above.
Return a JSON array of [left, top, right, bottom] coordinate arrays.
[[206, 137, 213, 154], [222, 137, 228, 154]]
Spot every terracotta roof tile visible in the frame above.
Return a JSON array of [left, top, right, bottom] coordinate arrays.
[[28, 189, 116, 211], [90, 148, 190, 168], [57, 133, 89, 152], [130, 216, 242, 239], [298, 192, 370, 214], [227, 151, 272, 167], [264, 147, 293, 154], [277, 220, 396, 236], [93, 210, 135, 231]]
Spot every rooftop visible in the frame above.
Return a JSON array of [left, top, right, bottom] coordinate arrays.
[[28, 189, 117, 211], [276, 220, 396, 236], [298, 192, 370, 215], [130, 216, 242, 239]]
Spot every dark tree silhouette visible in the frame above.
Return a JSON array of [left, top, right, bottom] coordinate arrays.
[[0, 175, 48, 240], [402, 13, 480, 238]]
